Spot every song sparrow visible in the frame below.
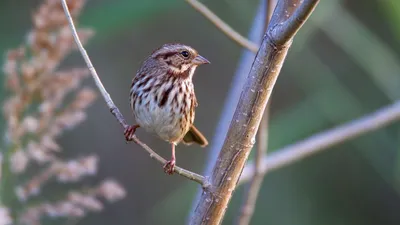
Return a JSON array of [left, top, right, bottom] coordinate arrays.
[[125, 43, 210, 174]]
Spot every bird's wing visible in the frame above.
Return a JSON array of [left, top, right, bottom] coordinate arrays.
[[193, 92, 198, 107]]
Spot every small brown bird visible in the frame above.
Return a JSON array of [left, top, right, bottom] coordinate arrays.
[[125, 43, 209, 174]]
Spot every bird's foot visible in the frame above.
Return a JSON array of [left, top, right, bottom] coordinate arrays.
[[163, 159, 176, 175], [124, 125, 140, 141]]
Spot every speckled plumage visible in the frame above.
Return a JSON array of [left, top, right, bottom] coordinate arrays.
[[126, 43, 209, 174]]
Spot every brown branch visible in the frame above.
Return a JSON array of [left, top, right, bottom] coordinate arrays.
[[239, 100, 400, 184], [185, 0, 259, 53], [61, 0, 205, 187], [188, 1, 270, 222], [236, 0, 276, 224], [190, 0, 319, 224], [237, 108, 270, 225], [270, 0, 320, 45]]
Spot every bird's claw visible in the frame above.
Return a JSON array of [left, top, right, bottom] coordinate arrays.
[[163, 160, 175, 175], [124, 125, 139, 141]]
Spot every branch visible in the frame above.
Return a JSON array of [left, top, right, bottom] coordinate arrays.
[[185, 0, 259, 53], [187, 1, 268, 222], [239, 100, 400, 184], [236, 1, 276, 224], [61, 0, 205, 187], [237, 109, 270, 225], [270, 0, 320, 45], [190, 0, 319, 224]]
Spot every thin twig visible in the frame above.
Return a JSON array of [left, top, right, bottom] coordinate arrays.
[[61, 0, 205, 187], [236, 0, 275, 224], [185, 0, 259, 53], [266, 0, 276, 23], [240, 100, 400, 184]]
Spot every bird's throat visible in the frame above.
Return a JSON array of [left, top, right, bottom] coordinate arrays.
[[168, 65, 197, 79]]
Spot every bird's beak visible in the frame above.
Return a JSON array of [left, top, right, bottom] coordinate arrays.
[[192, 55, 210, 65]]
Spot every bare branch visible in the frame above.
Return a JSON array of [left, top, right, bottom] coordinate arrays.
[[61, 0, 205, 187], [237, 107, 270, 225], [187, 2, 268, 222], [236, 0, 276, 224], [190, 0, 320, 224], [270, 0, 319, 45], [185, 0, 259, 53], [240, 101, 400, 184]]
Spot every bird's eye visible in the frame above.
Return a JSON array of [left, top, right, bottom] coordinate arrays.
[[180, 51, 190, 58]]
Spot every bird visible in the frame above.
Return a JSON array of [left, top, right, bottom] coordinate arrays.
[[124, 43, 210, 174]]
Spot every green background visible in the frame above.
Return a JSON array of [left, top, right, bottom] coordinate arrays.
[[1, 0, 400, 224]]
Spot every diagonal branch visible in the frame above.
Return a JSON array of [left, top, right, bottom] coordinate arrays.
[[236, 0, 276, 224], [240, 100, 400, 184], [190, 0, 320, 224], [61, 0, 206, 187], [185, 0, 259, 53], [236, 109, 270, 225], [187, 1, 268, 222]]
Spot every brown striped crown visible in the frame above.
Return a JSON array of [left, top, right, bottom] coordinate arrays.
[[151, 43, 210, 78]]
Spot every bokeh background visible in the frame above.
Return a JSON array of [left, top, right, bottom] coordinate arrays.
[[1, 0, 400, 224]]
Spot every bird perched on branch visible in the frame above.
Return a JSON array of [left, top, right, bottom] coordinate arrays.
[[125, 43, 209, 174]]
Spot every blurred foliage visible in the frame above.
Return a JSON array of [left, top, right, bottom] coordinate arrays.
[[1, 0, 400, 225]]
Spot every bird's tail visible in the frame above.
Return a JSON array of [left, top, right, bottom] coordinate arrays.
[[182, 125, 208, 147]]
